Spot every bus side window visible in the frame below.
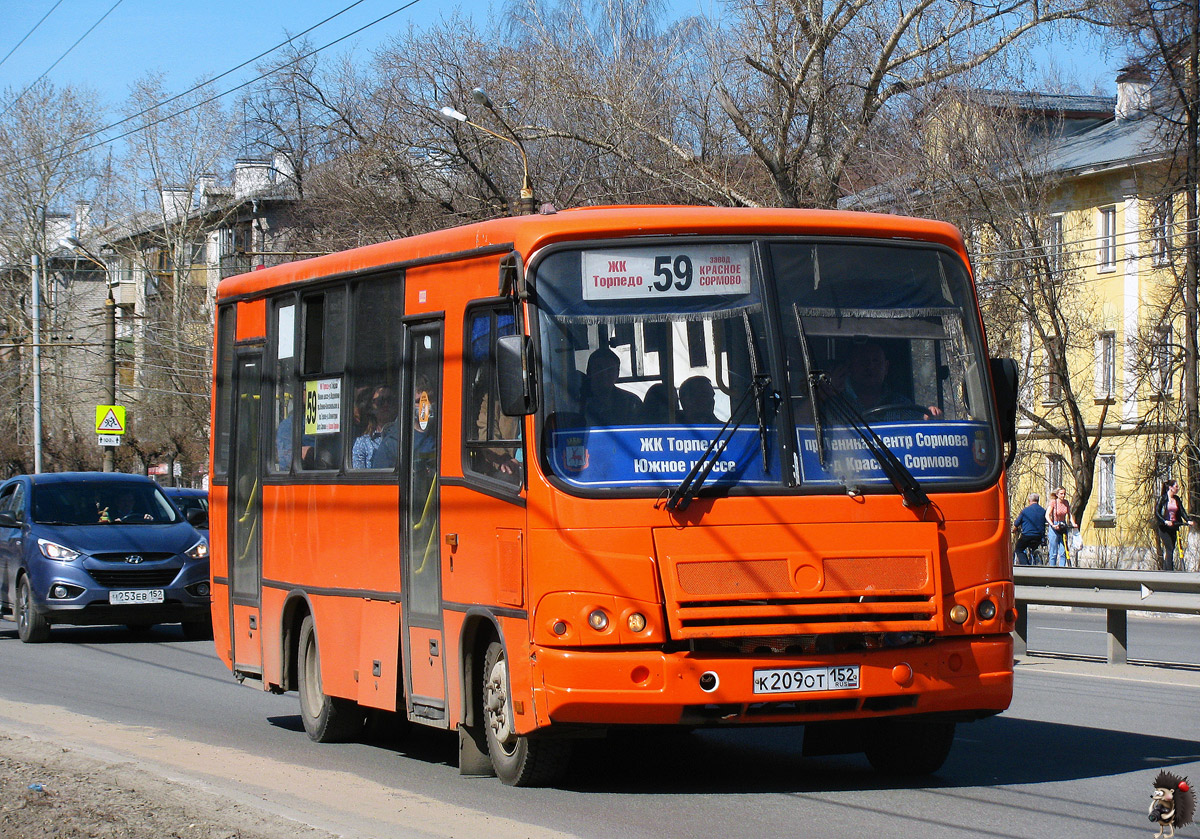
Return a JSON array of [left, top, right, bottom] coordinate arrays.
[[270, 299, 297, 474], [298, 287, 346, 471], [463, 306, 523, 487], [348, 275, 405, 471]]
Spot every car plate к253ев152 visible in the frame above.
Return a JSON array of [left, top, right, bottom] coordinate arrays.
[[752, 665, 860, 694], [109, 589, 165, 605]]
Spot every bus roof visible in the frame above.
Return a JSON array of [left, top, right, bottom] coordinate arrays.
[[216, 205, 968, 301]]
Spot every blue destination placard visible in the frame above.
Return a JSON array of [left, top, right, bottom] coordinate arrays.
[[549, 425, 779, 489], [796, 421, 993, 486]]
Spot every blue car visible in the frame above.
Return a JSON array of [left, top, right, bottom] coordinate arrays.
[[161, 487, 208, 535], [0, 472, 211, 643]]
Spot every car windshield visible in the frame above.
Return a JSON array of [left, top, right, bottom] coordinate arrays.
[[531, 238, 999, 496], [170, 495, 208, 518], [32, 481, 180, 525]]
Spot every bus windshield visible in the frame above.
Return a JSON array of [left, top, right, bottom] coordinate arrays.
[[531, 238, 998, 495]]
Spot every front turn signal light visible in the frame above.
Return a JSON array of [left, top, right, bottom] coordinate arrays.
[[949, 605, 969, 625]]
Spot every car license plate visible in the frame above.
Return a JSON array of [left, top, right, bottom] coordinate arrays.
[[109, 589, 164, 605], [752, 665, 860, 695]]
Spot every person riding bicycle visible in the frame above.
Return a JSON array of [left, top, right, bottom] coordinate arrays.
[[1012, 492, 1047, 566]]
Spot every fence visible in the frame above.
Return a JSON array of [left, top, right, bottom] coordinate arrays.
[[1013, 566, 1200, 664]]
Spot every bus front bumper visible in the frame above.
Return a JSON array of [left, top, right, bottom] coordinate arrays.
[[530, 635, 1012, 728]]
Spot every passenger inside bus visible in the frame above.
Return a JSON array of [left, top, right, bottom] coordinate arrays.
[[582, 347, 642, 427], [369, 386, 400, 468], [830, 341, 941, 421], [678, 376, 720, 425]]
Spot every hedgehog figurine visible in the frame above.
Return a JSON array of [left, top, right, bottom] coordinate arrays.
[[1150, 771, 1195, 838]]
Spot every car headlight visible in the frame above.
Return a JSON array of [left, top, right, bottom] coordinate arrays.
[[185, 539, 209, 560], [38, 539, 81, 562]]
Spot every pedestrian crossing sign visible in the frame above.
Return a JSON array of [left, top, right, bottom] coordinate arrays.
[[95, 405, 126, 435]]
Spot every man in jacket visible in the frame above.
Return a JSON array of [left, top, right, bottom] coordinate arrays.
[[1012, 493, 1047, 565]]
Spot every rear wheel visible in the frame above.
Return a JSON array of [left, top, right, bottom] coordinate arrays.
[[181, 619, 213, 641], [297, 615, 363, 742], [482, 640, 571, 786], [16, 577, 50, 643], [864, 719, 956, 776]]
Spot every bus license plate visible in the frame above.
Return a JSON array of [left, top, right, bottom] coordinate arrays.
[[109, 589, 164, 605], [753, 665, 860, 695]]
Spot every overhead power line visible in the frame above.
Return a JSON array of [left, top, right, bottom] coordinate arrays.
[[0, 0, 426, 180], [0, 0, 67, 74], [0, 0, 125, 122]]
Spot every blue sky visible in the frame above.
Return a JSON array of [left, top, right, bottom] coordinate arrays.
[[0, 0, 1127, 122]]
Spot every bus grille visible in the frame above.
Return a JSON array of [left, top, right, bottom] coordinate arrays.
[[653, 523, 942, 641]]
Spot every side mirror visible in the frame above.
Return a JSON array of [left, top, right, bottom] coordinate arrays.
[[186, 508, 209, 529], [496, 334, 536, 416], [0, 511, 19, 528], [989, 357, 1019, 467]]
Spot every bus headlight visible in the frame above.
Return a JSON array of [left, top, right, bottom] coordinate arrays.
[[587, 609, 609, 631], [627, 612, 647, 633], [949, 605, 969, 624], [976, 598, 997, 621]]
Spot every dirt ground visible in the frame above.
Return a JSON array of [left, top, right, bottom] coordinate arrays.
[[0, 732, 334, 839]]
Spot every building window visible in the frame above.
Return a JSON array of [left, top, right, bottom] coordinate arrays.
[[1046, 455, 1064, 499], [1047, 215, 1064, 276], [1044, 356, 1063, 404], [1154, 452, 1174, 488], [1097, 453, 1116, 520], [1151, 199, 1173, 267], [1098, 206, 1117, 271], [1151, 326, 1174, 397], [1095, 331, 1116, 400]]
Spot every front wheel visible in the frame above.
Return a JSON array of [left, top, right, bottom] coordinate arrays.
[[297, 615, 363, 743], [16, 576, 50, 643], [481, 640, 571, 786], [864, 719, 955, 776]]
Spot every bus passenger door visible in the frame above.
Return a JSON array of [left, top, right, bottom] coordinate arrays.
[[401, 321, 448, 724], [229, 350, 264, 679]]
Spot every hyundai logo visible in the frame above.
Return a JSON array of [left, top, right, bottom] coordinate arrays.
[[125, 555, 144, 564]]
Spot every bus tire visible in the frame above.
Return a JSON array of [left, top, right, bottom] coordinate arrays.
[[16, 576, 51, 643], [298, 615, 363, 743], [864, 718, 955, 776], [481, 640, 571, 786]]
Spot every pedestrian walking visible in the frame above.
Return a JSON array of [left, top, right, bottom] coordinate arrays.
[[1154, 479, 1194, 571], [1045, 487, 1076, 567], [1012, 492, 1047, 566]]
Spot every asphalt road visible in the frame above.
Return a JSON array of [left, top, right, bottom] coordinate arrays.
[[0, 613, 1196, 839]]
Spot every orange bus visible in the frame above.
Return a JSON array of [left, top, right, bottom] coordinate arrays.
[[209, 206, 1020, 786]]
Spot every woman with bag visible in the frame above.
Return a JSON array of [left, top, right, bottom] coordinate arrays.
[[1154, 479, 1194, 571], [1045, 487, 1076, 567]]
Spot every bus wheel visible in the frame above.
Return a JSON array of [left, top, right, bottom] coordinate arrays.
[[481, 640, 571, 787], [864, 719, 955, 776], [16, 576, 51, 643], [298, 615, 363, 743]]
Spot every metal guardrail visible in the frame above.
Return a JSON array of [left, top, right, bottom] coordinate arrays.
[[1013, 566, 1200, 664]]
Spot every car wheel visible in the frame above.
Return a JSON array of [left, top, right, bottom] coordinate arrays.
[[16, 576, 51, 643], [181, 619, 213, 641], [482, 640, 572, 786], [864, 719, 956, 776], [297, 615, 363, 742]]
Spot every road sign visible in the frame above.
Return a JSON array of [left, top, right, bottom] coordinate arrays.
[[95, 405, 126, 435], [98, 434, 121, 447]]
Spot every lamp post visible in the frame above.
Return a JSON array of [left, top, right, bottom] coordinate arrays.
[[61, 236, 117, 473], [438, 91, 536, 214]]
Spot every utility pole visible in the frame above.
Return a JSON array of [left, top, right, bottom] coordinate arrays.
[[103, 289, 116, 472], [31, 207, 44, 474]]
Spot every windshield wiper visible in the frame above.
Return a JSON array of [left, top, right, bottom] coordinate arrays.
[[809, 373, 930, 509], [666, 375, 773, 512]]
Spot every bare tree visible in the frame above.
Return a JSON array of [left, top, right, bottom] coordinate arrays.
[[879, 88, 1114, 526], [112, 74, 238, 482], [0, 80, 104, 474], [1102, 0, 1200, 521]]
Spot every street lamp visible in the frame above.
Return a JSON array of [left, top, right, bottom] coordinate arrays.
[[61, 236, 118, 473], [438, 91, 536, 214]]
